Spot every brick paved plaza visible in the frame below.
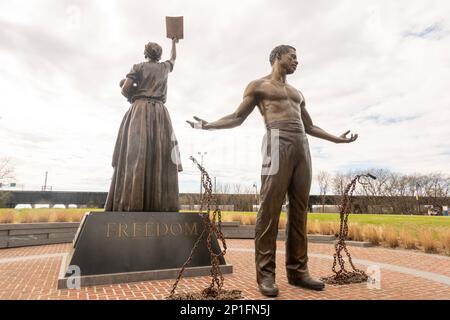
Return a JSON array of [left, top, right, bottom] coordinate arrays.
[[0, 239, 449, 300]]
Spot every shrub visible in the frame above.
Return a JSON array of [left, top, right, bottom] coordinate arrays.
[[319, 221, 340, 236], [399, 228, 417, 249], [233, 215, 257, 225], [440, 230, 450, 256], [246, 215, 257, 225], [330, 221, 341, 236], [363, 225, 381, 245], [278, 217, 287, 230], [51, 212, 70, 223], [221, 213, 235, 223], [230, 214, 242, 223], [382, 227, 399, 248], [307, 220, 321, 234], [347, 223, 364, 241], [419, 229, 438, 253], [17, 212, 34, 223], [70, 212, 85, 222], [0, 210, 15, 224], [319, 222, 332, 235], [33, 212, 50, 223]]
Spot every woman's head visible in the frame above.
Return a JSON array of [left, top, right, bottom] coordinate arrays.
[[144, 42, 162, 61]]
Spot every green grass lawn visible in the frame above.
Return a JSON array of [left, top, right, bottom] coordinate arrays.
[[307, 212, 450, 228], [181, 210, 450, 235], [183, 210, 450, 225]]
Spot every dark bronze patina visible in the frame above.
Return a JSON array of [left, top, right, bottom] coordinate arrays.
[[105, 37, 182, 212], [187, 45, 358, 296]]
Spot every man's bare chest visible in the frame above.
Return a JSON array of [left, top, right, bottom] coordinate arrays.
[[258, 82, 302, 105]]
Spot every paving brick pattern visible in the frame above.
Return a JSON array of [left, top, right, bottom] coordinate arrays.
[[0, 240, 449, 300]]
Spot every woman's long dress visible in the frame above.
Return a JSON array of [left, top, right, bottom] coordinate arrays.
[[105, 60, 182, 212]]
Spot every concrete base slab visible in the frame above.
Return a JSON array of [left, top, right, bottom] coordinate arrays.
[[57, 262, 233, 289], [336, 240, 373, 248], [306, 234, 336, 242]]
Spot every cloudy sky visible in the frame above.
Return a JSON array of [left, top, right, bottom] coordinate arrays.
[[0, 0, 449, 194]]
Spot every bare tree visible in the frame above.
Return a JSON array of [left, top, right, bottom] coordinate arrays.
[[222, 183, 231, 194], [233, 183, 242, 194], [422, 172, 449, 212], [332, 171, 353, 196], [316, 170, 331, 213], [0, 157, 15, 183], [0, 158, 15, 207]]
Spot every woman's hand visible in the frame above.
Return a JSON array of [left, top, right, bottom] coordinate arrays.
[[186, 116, 209, 129]]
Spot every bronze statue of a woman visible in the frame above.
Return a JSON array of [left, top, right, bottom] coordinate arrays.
[[105, 38, 182, 212]]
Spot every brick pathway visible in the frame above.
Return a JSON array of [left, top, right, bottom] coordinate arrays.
[[0, 240, 449, 300]]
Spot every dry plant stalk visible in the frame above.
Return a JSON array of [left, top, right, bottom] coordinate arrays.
[[319, 221, 340, 236], [399, 228, 416, 249], [363, 225, 381, 245], [440, 230, 450, 256], [419, 229, 438, 253], [382, 227, 399, 248], [0, 211, 15, 224], [347, 223, 364, 241], [278, 217, 287, 230], [307, 220, 321, 234], [33, 212, 50, 223], [18, 212, 34, 223]]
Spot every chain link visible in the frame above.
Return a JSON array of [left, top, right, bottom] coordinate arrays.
[[322, 174, 376, 285], [167, 156, 242, 300]]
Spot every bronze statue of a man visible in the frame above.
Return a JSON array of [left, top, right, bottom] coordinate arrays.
[[105, 38, 182, 212], [188, 45, 358, 297]]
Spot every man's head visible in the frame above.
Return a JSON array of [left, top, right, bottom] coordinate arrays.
[[144, 42, 162, 61], [269, 45, 298, 74]]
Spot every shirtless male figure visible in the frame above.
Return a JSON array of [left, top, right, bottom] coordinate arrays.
[[187, 45, 358, 297]]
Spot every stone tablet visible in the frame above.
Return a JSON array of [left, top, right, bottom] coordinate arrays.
[[166, 16, 184, 39]]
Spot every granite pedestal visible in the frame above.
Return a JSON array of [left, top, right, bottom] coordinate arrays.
[[58, 211, 232, 289]]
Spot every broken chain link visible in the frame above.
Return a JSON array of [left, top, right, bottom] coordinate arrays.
[[321, 173, 376, 285], [167, 156, 243, 300]]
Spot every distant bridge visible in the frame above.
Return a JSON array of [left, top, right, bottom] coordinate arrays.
[[0, 191, 338, 209], [0, 191, 444, 214], [0, 191, 108, 208]]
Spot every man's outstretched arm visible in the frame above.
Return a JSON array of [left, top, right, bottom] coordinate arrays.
[[301, 101, 358, 143], [187, 82, 258, 130]]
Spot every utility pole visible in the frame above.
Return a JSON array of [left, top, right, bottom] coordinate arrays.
[[42, 171, 48, 191]]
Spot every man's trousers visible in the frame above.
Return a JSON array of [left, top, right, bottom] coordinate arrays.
[[255, 119, 312, 283]]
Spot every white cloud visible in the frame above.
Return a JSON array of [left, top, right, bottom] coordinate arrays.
[[0, 0, 449, 194]]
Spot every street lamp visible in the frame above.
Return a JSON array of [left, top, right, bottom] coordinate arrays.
[[253, 183, 258, 210], [415, 183, 420, 215], [198, 152, 207, 196]]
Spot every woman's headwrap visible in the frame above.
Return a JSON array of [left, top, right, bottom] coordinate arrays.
[[144, 42, 162, 61]]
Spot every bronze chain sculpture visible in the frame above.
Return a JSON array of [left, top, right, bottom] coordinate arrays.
[[168, 157, 242, 300], [322, 174, 376, 285], [188, 45, 358, 297]]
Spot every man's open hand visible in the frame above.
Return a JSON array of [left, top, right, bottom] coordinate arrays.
[[338, 130, 358, 143], [186, 116, 209, 129]]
